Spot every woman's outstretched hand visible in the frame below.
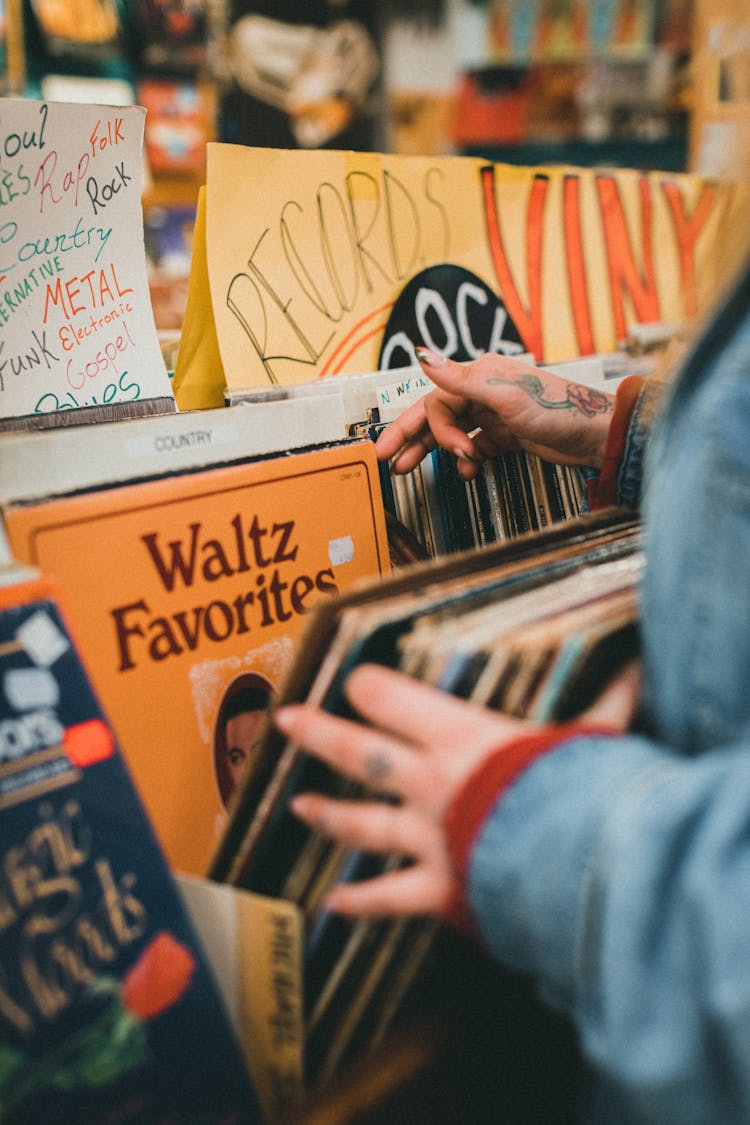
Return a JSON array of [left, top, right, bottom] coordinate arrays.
[[375, 349, 615, 480], [276, 660, 641, 920]]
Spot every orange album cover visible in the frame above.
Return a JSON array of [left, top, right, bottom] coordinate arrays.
[[4, 441, 389, 875]]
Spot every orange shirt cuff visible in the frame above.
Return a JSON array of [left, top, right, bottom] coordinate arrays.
[[442, 723, 616, 931], [587, 375, 644, 510]]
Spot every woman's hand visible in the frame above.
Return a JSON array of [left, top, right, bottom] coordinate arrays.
[[375, 349, 615, 481], [276, 661, 641, 919]]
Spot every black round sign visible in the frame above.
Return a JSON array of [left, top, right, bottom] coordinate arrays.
[[378, 264, 525, 370]]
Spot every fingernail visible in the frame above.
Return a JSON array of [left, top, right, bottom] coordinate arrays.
[[289, 794, 311, 818], [275, 707, 293, 733], [324, 888, 346, 913], [415, 347, 446, 368], [454, 447, 480, 464]]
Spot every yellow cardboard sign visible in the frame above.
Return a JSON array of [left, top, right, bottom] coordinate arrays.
[[175, 143, 748, 403], [172, 186, 226, 410]]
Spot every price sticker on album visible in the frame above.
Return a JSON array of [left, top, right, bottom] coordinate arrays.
[[328, 535, 355, 566]]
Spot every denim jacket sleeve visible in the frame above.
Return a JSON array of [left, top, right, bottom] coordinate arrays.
[[462, 264, 750, 1124], [464, 729, 750, 1125], [613, 375, 665, 508]]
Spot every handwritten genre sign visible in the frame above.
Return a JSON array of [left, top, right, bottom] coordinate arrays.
[[200, 144, 748, 391], [0, 98, 174, 422]]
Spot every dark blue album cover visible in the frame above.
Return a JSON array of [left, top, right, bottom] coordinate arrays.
[[0, 573, 260, 1125]]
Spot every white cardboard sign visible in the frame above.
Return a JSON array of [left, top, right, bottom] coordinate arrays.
[[0, 98, 174, 421]]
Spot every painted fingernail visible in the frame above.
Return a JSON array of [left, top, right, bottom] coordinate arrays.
[[415, 347, 446, 367], [454, 447, 480, 464]]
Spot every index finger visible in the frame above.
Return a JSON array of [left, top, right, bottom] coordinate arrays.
[[344, 664, 520, 752], [374, 398, 431, 461], [581, 658, 642, 730]]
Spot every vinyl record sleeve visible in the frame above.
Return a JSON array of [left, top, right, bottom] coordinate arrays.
[[5, 441, 389, 874], [0, 573, 259, 1124]]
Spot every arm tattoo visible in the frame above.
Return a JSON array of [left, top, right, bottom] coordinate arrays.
[[487, 373, 612, 418]]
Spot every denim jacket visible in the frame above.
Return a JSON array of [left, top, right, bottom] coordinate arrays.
[[461, 261, 750, 1123]]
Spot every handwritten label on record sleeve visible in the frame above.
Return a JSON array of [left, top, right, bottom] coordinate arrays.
[[0, 98, 173, 422]]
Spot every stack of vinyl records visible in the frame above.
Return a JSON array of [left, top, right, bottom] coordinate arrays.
[[373, 422, 586, 559], [210, 507, 641, 1114]]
